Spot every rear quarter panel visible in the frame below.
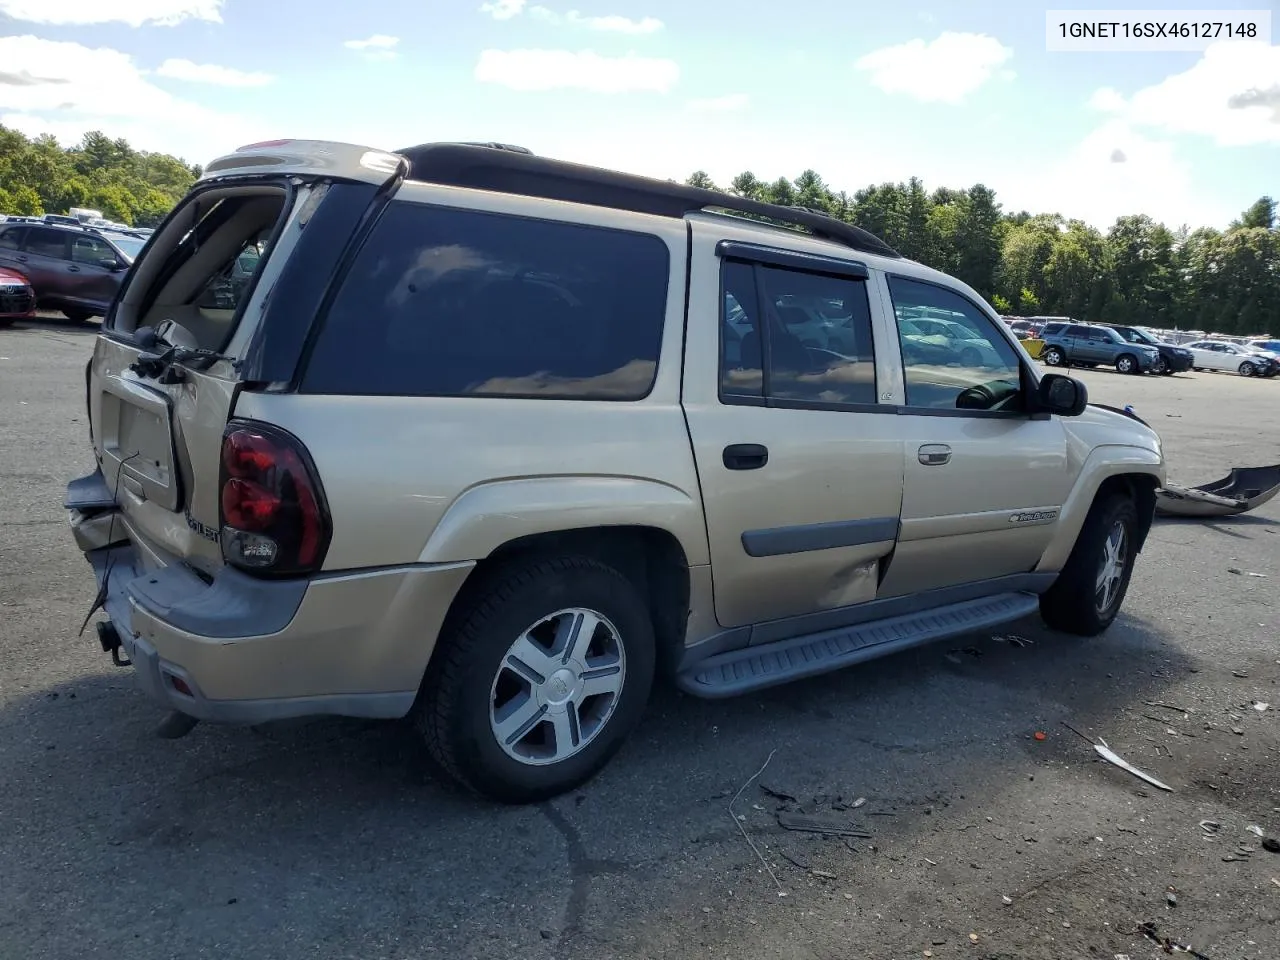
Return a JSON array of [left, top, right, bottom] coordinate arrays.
[[232, 187, 708, 573]]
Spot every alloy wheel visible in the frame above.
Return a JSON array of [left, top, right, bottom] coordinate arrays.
[[489, 607, 626, 766]]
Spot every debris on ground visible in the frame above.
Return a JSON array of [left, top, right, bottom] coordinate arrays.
[[1253, 701, 1269, 712], [1200, 820, 1221, 837], [994, 634, 1032, 647], [1138, 920, 1214, 959], [1062, 722, 1173, 791], [1263, 837, 1280, 854], [1033, 731, 1047, 741], [1247, 824, 1265, 838], [729, 749, 786, 896], [759, 784, 798, 804], [777, 811, 872, 839]]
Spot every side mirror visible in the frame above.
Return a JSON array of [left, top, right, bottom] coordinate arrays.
[[110, 260, 128, 272], [1037, 373, 1087, 417]]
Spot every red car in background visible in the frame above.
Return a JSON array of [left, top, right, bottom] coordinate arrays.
[[0, 266, 35, 328]]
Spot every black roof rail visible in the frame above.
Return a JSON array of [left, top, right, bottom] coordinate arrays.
[[393, 142, 901, 259]]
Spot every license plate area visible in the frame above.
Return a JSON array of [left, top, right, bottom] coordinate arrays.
[[98, 374, 182, 512]]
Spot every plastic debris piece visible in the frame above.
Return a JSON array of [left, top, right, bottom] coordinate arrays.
[[1248, 825, 1265, 837], [1034, 731, 1047, 741], [777, 811, 872, 839], [1254, 702, 1270, 712], [1093, 737, 1173, 791]]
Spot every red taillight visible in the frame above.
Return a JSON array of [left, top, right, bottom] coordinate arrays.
[[218, 421, 331, 576]]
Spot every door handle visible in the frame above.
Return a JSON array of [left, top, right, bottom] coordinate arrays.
[[15, 255, 28, 262], [723, 443, 769, 471], [918, 443, 951, 466], [67, 265, 80, 273]]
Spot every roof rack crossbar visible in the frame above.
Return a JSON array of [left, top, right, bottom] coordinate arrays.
[[393, 142, 901, 259]]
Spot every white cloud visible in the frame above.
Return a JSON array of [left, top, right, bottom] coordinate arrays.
[[1085, 40, 1280, 146], [686, 93, 749, 112], [156, 59, 273, 88], [480, 0, 525, 20], [529, 7, 663, 34], [343, 34, 400, 61], [474, 49, 678, 93], [1088, 86, 1126, 112], [1001, 119, 1224, 229], [855, 31, 1012, 104], [0, 35, 265, 165], [0, 0, 222, 26]]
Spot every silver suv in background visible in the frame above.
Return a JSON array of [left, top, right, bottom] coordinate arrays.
[[67, 140, 1165, 803]]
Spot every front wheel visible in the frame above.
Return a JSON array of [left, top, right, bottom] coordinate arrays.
[[417, 556, 655, 804], [1043, 347, 1064, 366], [1040, 493, 1138, 636], [1239, 362, 1256, 377], [61, 307, 95, 323], [1152, 356, 1168, 375]]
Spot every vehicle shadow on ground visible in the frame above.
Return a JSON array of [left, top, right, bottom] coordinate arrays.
[[1, 608, 1197, 959]]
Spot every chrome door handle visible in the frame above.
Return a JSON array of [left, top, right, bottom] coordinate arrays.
[[918, 444, 951, 466]]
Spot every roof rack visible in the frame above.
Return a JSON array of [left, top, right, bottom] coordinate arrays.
[[394, 142, 901, 259]]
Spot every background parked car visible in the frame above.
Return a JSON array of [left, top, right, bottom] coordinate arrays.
[[1183, 339, 1279, 378], [0, 266, 35, 328], [0, 222, 134, 322], [1100, 323, 1194, 376], [1039, 321, 1160, 374]]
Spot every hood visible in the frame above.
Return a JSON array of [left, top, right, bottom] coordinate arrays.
[[0, 266, 30, 285]]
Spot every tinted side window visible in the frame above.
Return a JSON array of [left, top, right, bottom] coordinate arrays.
[[25, 228, 68, 259], [888, 275, 1024, 412], [303, 203, 670, 400], [718, 260, 876, 406], [0, 227, 25, 250], [1042, 323, 1065, 337], [70, 235, 117, 267]]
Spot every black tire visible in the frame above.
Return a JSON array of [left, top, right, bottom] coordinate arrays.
[[1115, 354, 1140, 375], [1043, 347, 1064, 367], [61, 308, 94, 323], [1238, 362, 1255, 378], [1160, 366, 1176, 376], [1152, 356, 1168, 375], [1040, 493, 1138, 637], [417, 555, 655, 804]]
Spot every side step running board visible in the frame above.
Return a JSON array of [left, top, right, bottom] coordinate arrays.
[[676, 592, 1040, 699]]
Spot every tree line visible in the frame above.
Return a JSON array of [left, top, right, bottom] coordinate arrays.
[[0, 125, 199, 229], [686, 169, 1279, 336]]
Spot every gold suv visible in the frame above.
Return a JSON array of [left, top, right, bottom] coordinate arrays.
[[66, 140, 1165, 803]]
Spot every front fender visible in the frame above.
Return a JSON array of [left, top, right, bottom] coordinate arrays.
[[1036, 445, 1164, 573], [417, 475, 711, 566]]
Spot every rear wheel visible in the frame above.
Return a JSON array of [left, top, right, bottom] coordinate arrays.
[[1239, 362, 1256, 377], [417, 555, 655, 804], [1043, 346, 1064, 366], [1040, 493, 1138, 637], [61, 308, 94, 323]]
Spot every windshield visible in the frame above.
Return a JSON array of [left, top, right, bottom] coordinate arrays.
[[110, 236, 145, 261]]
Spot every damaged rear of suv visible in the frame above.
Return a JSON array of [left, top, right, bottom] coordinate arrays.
[[68, 139, 1165, 804]]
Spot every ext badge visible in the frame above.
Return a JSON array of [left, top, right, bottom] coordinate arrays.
[[1009, 510, 1059, 524]]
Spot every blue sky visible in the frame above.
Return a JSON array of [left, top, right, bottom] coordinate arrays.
[[0, 0, 1276, 229]]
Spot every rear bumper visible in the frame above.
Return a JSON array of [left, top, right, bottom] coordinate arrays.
[[67, 472, 474, 724]]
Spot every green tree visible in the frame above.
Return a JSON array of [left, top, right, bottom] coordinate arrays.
[[685, 170, 716, 189], [1234, 196, 1276, 231], [10, 184, 43, 215]]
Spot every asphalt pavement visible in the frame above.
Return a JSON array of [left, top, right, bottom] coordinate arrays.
[[1, 319, 1278, 960]]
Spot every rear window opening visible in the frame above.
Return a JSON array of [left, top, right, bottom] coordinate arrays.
[[110, 184, 290, 355]]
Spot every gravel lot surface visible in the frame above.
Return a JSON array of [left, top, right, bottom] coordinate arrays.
[[2, 318, 1278, 960]]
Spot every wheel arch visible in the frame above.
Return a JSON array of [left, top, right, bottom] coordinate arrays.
[[432, 523, 694, 681], [1036, 450, 1162, 573]]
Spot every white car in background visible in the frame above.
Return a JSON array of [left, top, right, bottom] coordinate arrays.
[[1184, 339, 1279, 378], [899, 316, 1003, 368]]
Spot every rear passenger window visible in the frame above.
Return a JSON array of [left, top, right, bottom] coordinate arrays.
[[303, 203, 670, 400], [0, 228, 24, 250], [25, 228, 68, 260], [719, 259, 877, 406]]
